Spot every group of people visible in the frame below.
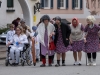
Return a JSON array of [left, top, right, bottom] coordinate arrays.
[[6, 15, 100, 67]]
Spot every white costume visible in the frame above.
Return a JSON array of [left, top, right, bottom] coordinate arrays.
[[30, 32, 40, 59], [10, 34, 28, 63], [6, 30, 15, 46]]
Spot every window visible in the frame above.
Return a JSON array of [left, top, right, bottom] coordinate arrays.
[[60, 0, 66, 9], [60, 0, 64, 7], [7, 0, 14, 8], [75, 0, 80, 9], [44, 0, 50, 9]]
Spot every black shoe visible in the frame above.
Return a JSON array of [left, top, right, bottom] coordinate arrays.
[[40, 64, 46, 67], [33, 63, 36, 66], [62, 63, 66, 66], [55, 64, 60, 67], [11, 63, 15, 66], [15, 63, 19, 66], [36, 58, 39, 62], [49, 64, 52, 67]]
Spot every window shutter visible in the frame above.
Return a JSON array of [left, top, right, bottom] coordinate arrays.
[[72, 0, 75, 9], [80, 0, 83, 10], [66, 0, 69, 9], [7, 0, 14, 8], [41, 0, 44, 9], [57, 0, 60, 9], [51, 0, 53, 9]]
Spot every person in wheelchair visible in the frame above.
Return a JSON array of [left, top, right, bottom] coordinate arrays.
[[8, 26, 28, 66]]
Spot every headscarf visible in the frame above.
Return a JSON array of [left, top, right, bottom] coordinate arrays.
[[72, 18, 79, 27]]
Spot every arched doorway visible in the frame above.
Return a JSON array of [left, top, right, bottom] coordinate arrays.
[[18, 0, 33, 28]]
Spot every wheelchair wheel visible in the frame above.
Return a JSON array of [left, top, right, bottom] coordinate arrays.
[[5, 59, 9, 66], [21, 60, 25, 66], [26, 56, 32, 66]]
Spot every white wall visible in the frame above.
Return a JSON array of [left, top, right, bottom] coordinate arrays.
[[0, 0, 23, 28]]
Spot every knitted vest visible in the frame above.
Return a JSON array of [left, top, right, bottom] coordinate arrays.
[[70, 23, 84, 41]]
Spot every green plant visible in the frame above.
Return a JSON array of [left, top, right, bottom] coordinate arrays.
[[0, 28, 9, 34]]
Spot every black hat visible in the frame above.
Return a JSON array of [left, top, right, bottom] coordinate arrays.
[[55, 16, 61, 22]]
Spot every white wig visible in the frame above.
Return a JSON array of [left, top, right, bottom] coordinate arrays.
[[86, 15, 96, 23]]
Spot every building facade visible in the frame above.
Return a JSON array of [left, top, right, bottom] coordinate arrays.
[[0, 0, 100, 28], [40, 0, 100, 25], [0, 0, 40, 28]]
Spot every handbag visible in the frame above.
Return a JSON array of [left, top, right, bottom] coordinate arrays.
[[49, 37, 56, 50]]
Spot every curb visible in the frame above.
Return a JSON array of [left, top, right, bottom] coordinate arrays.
[[0, 50, 6, 52], [0, 57, 6, 60]]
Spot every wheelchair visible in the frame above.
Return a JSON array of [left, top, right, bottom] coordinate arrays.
[[5, 43, 32, 66], [20, 43, 32, 66]]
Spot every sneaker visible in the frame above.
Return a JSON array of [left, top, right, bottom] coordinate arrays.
[[78, 61, 82, 66], [87, 59, 92, 66], [92, 59, 96, 66], [73, 62, 78, 66]]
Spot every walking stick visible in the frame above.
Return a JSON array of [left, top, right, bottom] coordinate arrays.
[[86, 53, 87, 66], [32, 38, 36, 66]]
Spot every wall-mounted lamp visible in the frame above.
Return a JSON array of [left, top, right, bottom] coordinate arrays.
[[34, 2, 41, 14]]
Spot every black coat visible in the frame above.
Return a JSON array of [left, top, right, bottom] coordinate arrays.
[[54, 22, 71, 47]]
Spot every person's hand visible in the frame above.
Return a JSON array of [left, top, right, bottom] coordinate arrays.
[[66, 38, 68, 40], [31, 37, 35, 40], [84, 38, 87, 43], [6, 42, 11, 47], [70, 39, 73, 44], [50, 32, 55, 37], [50, 34, 53, 38], [52, 32, 55, 35]]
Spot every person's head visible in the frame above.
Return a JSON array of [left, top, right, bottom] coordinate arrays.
[[16, 26, 23, 35], [42, 15, 50, 25], [72, 18, 79, 27], [20, 19, 25, 26], [52, 18, 56, 21], [86, 15, 96, 25], [9, 24, 15, 30], [16, 18, 21, 22], [55, 16, 61, 25], [22, 25, 27, 34], [32, 26, 37, 32]]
